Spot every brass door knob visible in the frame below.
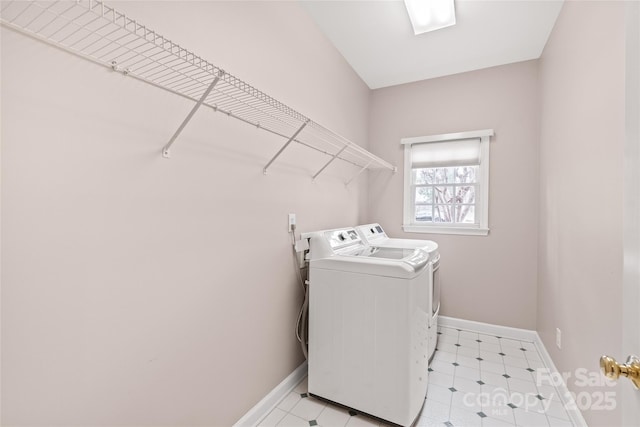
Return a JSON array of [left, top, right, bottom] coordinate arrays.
[[600, 355, 640, 389]]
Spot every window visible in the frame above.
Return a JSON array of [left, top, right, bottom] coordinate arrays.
[[402, 129, 493, 236]]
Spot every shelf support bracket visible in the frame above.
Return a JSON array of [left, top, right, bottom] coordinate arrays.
[[263, 120, 310, 174], [312, 144, 349, 181], [162, 76, 220, 158], [345, 161, 372, 187]]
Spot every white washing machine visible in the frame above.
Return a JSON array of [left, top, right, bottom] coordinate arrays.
[[356, 223, 440, 361], [303, 227, 431, 427]]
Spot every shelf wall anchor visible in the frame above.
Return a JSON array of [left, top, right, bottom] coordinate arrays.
[[263, 119, 310, 174], [162, 76, 220, 158]]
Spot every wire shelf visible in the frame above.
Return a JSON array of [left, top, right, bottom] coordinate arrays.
[[0, 0, 396, 182]]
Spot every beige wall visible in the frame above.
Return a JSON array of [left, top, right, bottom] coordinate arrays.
[[622, 3, 640, 424], [0, 2, 372, 425], [537, 2, 626, 426], [367, 60, 540, 330], [2, 1, 634, 426]]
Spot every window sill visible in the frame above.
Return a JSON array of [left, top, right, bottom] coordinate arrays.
[[402, 225, 490, 236]]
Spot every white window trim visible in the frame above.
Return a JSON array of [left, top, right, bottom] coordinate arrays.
[[401, 129, 494, 236]]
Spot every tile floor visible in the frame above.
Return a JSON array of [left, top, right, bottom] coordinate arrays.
[[258, 326, 575, 427]]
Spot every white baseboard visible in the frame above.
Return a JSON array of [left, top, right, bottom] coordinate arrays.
[[533, 332, 588, 427], [439, 316, 539, 342], [439, 316, 587, 427], [233, 361, 308, 427]]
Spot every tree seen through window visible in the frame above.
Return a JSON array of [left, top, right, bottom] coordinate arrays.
[[412, 166, 478, 224]]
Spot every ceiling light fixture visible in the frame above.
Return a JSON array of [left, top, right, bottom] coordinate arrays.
[[403, 0, 456, 35]]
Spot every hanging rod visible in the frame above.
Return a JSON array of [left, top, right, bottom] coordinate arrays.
[[0, 0, 397, 182]]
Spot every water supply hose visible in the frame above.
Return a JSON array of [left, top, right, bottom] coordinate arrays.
[[290, 225, 309, 359]]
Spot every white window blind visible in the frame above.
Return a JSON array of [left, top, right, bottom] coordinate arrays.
[[410, 138, 481, 169], [402, 129, 493, 236]]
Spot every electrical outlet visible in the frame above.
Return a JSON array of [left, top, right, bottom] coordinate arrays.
[[556, 328, 562, 349], [288, 213, 296, 232]]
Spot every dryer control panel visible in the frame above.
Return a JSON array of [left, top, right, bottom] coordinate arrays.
[[356, 223, 388, 243]]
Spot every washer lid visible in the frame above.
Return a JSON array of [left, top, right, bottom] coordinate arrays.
[[355, 224, 439, 257], [311, 245, 429, 278], [344, 246, 419, 260], [382, 238, 439, 256]]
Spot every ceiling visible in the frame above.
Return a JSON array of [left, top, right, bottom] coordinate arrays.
[[301, 0, 564, 89]]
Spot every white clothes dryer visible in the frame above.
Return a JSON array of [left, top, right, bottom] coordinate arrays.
[[356, 223, 440, 362], [303, 227, 430, 427]]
